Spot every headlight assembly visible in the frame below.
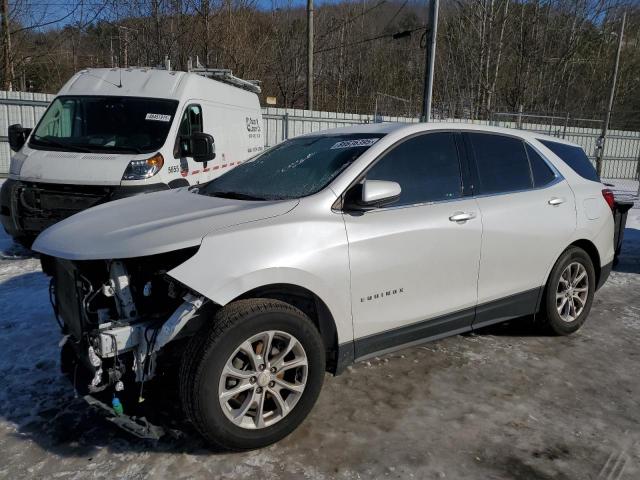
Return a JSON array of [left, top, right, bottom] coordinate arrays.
[[122, 153, 164, 180]]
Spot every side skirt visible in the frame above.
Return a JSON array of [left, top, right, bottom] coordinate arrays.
[[335, 286, 543, 374]]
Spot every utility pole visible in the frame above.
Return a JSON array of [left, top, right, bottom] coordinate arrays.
[[152, 0, 162, 67], [123, 28, 128, 68], [596, 11, 626, 177], [110, 36, 114, 68], [1, 0, 13, 90], [421, 0, 439, 122], [306, 0, 314, 111]]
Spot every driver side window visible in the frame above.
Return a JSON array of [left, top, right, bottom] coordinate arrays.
[[174, 104, 203, 157], [365, 132, 463, 207]]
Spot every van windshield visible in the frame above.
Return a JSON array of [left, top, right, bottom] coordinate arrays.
[[29, 96, 178, 154], [199, 134, 384, 201]]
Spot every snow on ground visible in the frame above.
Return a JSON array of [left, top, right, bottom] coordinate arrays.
[[1, 178, 640, 479]]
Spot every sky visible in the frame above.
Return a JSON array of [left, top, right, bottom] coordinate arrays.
[[11, 0, 351, 32]]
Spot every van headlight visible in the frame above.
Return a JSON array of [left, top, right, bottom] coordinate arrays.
[[122, 153, 164, 180]]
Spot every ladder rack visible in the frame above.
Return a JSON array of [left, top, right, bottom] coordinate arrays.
[[189, 67, 262, 94]]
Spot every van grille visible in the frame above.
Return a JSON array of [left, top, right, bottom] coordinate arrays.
[[14, 182, 113, 234]]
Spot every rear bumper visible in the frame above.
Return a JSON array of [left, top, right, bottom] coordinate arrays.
[[1, 179, 169, 242]]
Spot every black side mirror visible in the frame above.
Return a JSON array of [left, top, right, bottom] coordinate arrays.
[[8, 124, 31, 152], [185, 132, 216, 162]]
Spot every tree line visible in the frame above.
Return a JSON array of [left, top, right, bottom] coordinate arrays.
[[1, 0, 638, 128]]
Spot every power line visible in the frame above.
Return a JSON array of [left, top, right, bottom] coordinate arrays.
[[316, 0, 387, 41], [314, 24, 426, 55]]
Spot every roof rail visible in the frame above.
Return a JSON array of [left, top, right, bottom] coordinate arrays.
[[189, 67, 262, 94]]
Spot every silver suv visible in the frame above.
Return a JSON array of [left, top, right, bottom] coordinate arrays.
[[35, 123, 614, 450]]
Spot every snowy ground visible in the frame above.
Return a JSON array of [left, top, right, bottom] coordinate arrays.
[[0, 186, 640, 479]]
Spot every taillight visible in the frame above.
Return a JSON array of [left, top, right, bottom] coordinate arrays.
[[602, 188, 615, 211]]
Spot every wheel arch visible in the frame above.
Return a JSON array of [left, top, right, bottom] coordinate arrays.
[[168, 178, 190, 188], [538, 238, 602, 314], [569, 239, 601, 285], [233, 283, 342, 374]]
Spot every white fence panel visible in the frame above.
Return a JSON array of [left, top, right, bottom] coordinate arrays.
[[0, 91, 54, 174], [0, 91, 637, 185]]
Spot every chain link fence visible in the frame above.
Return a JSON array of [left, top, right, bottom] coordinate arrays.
[[1, 92, 638, 202], [490, 111, 640, 200]]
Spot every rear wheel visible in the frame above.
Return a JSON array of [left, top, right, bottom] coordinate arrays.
[[542, 247, 596, 335], [180, 299, 325, 451]]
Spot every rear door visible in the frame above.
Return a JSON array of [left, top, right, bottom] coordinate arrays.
[[342, 132, 482, 357], [465, 132, 576, 328]]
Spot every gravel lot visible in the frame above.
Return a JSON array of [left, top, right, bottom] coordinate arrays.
[[0, 204, 639, 480]]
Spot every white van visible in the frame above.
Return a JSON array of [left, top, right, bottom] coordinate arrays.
[[1, 67, 264, 246]]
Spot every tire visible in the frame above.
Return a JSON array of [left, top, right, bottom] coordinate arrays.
[[14, 235, 35, 250], [180, 298, 325, 451], [542, 246, 596, 335]]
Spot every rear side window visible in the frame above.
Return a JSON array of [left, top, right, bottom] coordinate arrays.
[[526, 144, 556, 187], [468, 133, 532, 194], [538, 139, 599, 182], [365, 132, 462, 206]]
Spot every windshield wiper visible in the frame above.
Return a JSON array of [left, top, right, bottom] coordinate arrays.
[[207, 190, 268, 201], [76, 144, 144, 154], [31, 136, 92, 153]]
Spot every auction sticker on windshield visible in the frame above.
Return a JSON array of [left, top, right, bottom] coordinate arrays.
[[330, 138, 379, 149], [145, 113, 172, 122]]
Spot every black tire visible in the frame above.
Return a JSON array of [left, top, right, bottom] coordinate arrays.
[[14, 235, 35, 250], [180, 298, 325, 451], [542, 246, 596, 335]]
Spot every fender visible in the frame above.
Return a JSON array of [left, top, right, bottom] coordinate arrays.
[[167, 212, 353, 344]]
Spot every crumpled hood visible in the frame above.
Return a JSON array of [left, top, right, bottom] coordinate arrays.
[[32, 188, 298, 260]]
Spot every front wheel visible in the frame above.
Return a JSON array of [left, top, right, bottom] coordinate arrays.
[[542, 246, 596, 335], [180, 299, 325, 451]]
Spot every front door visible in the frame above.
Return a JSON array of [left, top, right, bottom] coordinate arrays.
[[342, 132, 482, 358]]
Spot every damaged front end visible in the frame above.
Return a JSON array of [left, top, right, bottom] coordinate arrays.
[[41, 247, 207, 418]]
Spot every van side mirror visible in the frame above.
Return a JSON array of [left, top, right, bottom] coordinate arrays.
[[186, 132, 216, 162], [344, 180, 401, 210], [8, 124, 31, 152]]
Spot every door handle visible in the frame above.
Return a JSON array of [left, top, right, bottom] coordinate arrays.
[[548, 197, 565, 206], [449, 212, 476, 223]]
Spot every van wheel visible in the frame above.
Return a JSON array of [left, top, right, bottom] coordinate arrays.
[[15, 235, 35, 250], [542, 247, 596, 335], [180, 299, 325, 451]]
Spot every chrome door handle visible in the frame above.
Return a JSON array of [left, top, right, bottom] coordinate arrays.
[[548, 197, 565, 206], [449, 212, 476, 223]]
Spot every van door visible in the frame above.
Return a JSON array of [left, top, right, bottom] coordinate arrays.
[[465, 132, 577, 328], [342, 132, 482, 359], [173, 104, 204, 184]]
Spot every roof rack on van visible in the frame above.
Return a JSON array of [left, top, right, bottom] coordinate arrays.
[[189, 67, 262, 94]]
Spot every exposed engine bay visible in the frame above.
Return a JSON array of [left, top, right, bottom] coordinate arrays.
[[41, 247, 205, 400]]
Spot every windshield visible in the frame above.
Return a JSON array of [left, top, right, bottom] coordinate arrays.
[[29, 96, 178, 154], [199, 134, 384, 200]]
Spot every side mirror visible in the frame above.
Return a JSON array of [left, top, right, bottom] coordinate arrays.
[[361, 180, 401, 207], [344, 179, 401, 210], [187, 132, 216, 162], [8, 124, 31, 152]]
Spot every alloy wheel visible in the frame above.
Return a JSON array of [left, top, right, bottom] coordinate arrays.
[[556, 261, 589, 322], [218, 330, 308, 429]]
